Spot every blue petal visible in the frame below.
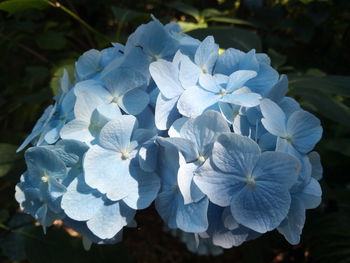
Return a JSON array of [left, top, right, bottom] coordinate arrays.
[[157, 137, 198, 163], [214, 48, 244, 75], [194, 159, 245, 207], [221, 92, 261, 107], [180, 110, 230, 155], [178, 54, 200, 87], [308, 151, 323, 180], [119, 88, 149, 115], [122, 164, 160, 209], [246, 63, 279, 96], [150, 60, 183, 98], [287, 110, 323, 153], [75, 49, 101, 80], [260, 98, 287, 137], [226, 70, 257, 92], [211, 133, 261, 175], [177, 161, 205, 204], [298, 178, 322, 209], [83, 146, 132, 201], [98, 115, 138, 152], [194, 36, 219, 74], [267, 74, 288, 103], [199, 74, 220, 93], [87, 201, 135, 239], [230, 181, 291, 233], [176, 197, 209, 233], [61, 177, 104, 221], [155, 94, 181, 130], [177, 86, 219, 118]]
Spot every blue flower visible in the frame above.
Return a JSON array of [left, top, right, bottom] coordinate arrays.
[[150, 50, 200, 130], [155, 144, 209, 233], [60, 86, 121, 144], [61, 174, 135, 240], [194, 133, 300, 233], [157, 111, 230, 204], [260, 98, 323, 156], [178, 70, 262, 118], [277, 154, 322, 244], [15, 147, 67, 229], [83, 115, 160, 205]]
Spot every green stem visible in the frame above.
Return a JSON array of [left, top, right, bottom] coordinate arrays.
[[46, 1, 112, 43]]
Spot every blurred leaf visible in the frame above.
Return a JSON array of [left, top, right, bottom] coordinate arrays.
[[167, 1, 200, 22], [292, 90, 350, 127], [23, 227, 133, 263], [289, 75, 350, 97], [111, 6, 148, 23], [322, 138, 350, 157], [0, 0, 49, 15], [178, 21, 207, 32], [200, 8, 224, 18], [0, 143, 22, 177], [0, 210, 9, 223], [0, 213, 35, 261], [50, 59, 75, 95], [268, 48, 286, 69], [36, 31, 67, 50], [206, 16, 255, 26], [187, 27, 262, 51]]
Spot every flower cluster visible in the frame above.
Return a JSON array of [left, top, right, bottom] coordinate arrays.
[[15, 17, 323, 253]]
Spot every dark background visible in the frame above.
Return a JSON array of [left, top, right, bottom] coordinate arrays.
[[0, 0, 350, 262]]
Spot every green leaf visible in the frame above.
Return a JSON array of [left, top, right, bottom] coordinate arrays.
[[50, 60, 75, 95], [0, 210, 9, 223], [267, 48, 286, 69], [0, 143, 22, 177], [167, 1, 200, 22], [0, 0, 49, 15], [200, 8, 224, 19], [187, 27, 262, 52], [36, 31, 67, 50], [291, 90, 350, 127], [111, 6, 148, 23], [206, 16, 255, 27], [289, 75, 350, 97], [177, 21, 207, 32], [322, 138, 350, 157]]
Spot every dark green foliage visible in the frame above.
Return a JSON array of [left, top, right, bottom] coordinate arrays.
[[0, 0, 349, 262]]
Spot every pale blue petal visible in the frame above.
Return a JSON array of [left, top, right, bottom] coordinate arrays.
[[194, 159, 245, 207], [119, 88, 149, 115], [87, 201, 135, 239], [178, 161, 205, 204], [155, 94, 181, 130], [226, 70, 257, 92], [246, 63, 279, 96], [155, 191, 178, 229], [267, 74, 288, 103], [277, 197, 305, 245], [276, 137, 302, 158], [75, 49, 101, 80], [287, 110, 323, 153], [180, 110, 230, 155], [195, 36, 219, 74], [279, 97, 301, 118], [179, 54, 200, 88], [199, 74, 220, 93], [230, 182, 291, 233], [122, 164, 160, 209], [214, 48, 244, 75], [221, 92, 261, 107], [74, 80, 111, 103], [211, 133, 261, 175], [308, 151, 323, 180], [98, 115, 138, 152], [253, 151, 300, 188], [149, 60, 183, 98], [168, 117, 189, 137], [299, 178, 322, 209], [83, 145, 132, 201], [176, 197, 209, 233], [177, 86, 219, 118], [60, 119, 93, 143], [157, 137, 198, 162], [260, 98, 287, 137], [138, 139, 158, 172], [61, 177, 104, 221]]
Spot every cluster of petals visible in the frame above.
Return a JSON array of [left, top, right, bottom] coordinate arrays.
[[15, 16, 323, 253]]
